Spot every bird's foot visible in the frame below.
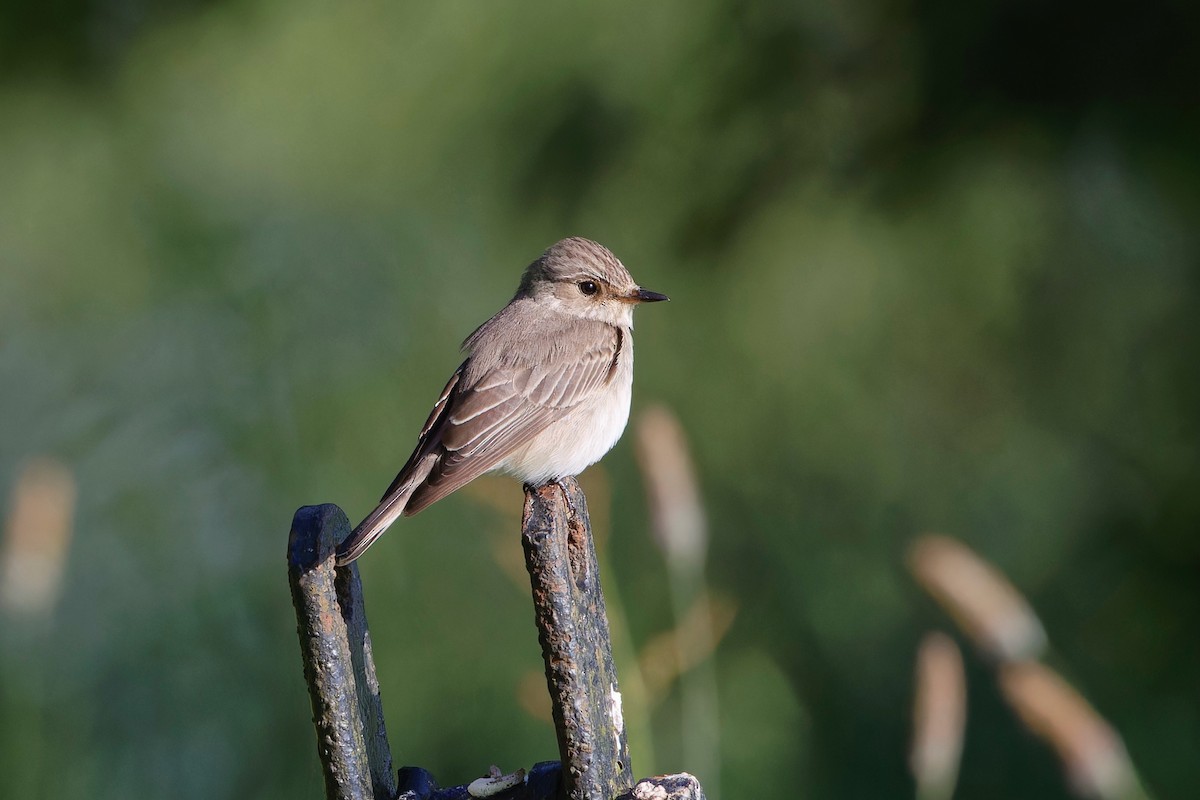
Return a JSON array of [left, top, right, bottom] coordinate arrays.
[[551, 477, 581, 520]]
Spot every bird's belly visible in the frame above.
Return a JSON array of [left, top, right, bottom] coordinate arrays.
[[498, 365, 633, 486]]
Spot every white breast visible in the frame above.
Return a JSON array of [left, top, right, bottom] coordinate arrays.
[[498, 332, 634, 486]]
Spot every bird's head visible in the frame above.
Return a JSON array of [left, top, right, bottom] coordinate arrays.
[[517, 237, 668, 326]]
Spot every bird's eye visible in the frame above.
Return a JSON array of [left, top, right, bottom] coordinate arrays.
[[578, 280, 599, 296]]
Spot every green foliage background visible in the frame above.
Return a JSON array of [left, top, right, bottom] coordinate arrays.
[[1, 1, 1197, 798]]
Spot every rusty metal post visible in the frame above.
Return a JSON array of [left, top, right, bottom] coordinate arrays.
[[288, 504, 396, 800], [522, 479, 634, 800], [288, 492, 707, 800]]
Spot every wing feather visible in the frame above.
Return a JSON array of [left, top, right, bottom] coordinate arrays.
[[377, 362, 465, 501], [403, 324, 620, 514], [447, 380, 518, 425]]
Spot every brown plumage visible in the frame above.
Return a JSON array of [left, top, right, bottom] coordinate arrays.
[[336, 237, 667, 565]]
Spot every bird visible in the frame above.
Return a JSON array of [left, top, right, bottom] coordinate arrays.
[[335, 237, 668, 565]]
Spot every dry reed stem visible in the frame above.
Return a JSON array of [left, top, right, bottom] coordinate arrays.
[[910, 631, 967, 800], [908, 535, 1046, 661], [2, 458, 76, 618], [1000, 662, 1144, 800], [635, 405, 707, 570]]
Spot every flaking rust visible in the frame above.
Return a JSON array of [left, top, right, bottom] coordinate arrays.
[[522, 478, 633, 800]]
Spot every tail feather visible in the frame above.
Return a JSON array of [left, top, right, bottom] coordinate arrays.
[[336, 454, 433, 565], [335, 492, 410, 565]]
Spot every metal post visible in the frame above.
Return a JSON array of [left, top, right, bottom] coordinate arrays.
[[522, 479, 634, 800], [288, 490, 707, 800], [288, 504, 396, 800]]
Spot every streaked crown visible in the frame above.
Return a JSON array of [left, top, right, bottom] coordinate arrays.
[[518, 237, 637, 295]]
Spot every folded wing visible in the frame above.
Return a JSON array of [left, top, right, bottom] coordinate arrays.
[[404, 324, 620, 514]]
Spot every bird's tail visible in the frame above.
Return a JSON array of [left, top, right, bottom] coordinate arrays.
[[336, 459, 430, 565]]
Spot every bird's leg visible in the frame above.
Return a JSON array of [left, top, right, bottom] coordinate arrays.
[[551, 478, 582, 521]]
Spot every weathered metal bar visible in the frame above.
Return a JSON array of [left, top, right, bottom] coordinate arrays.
[[288, 504, 396, 800], [335, 550, 396, 795], [522, 478, 633, 800]]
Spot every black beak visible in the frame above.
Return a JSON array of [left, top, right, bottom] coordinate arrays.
[[633, 288, 670, 303]]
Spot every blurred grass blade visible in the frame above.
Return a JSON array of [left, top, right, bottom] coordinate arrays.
[[638, 592, 738, 699], [908, 535, 1047, 661], [635, 405, 721, 798], [635, 404, 707, 571], [910, 631, 967, 800], [2, 457, 76, 619], [999, 662, 1151, 800]]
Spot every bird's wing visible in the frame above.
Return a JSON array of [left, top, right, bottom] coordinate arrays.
[[377, 361, 466, 501], [403, 324, 621, 514], [335, 363, 467, 564]]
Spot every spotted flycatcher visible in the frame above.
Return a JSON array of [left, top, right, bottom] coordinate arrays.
[[336, 237, 668, 564]]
